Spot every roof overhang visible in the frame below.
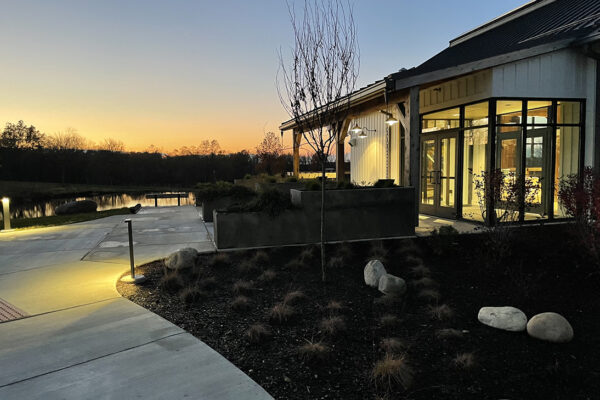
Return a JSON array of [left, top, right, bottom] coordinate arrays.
[[278, 80, 387, 132]]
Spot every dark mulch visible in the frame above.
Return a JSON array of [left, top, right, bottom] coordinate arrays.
[[118, 225, 600, 400]]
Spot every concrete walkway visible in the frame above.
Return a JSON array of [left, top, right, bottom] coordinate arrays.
[[0, 206, 273, 399]]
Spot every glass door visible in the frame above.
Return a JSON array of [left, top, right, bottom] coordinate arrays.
[[420, 134, 457, 218]]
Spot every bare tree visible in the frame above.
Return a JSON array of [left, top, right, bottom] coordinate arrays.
[[256, 131, 285, 175], [278, 0, 359, 282], [46, 127, 91, 150], [98, 138, 125, 152]]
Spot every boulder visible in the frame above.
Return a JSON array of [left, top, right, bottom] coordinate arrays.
[[527, 312, 574, 343], [129, 203, 142, 214], [364, 260, 386, 288], [478, 306, 527, 332], [165, 248, 198, 270], [55, 200, 97, 215], [378, 274, 406, 296]]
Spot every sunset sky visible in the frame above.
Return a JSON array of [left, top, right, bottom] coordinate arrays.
[[0, 0, 524, 153]]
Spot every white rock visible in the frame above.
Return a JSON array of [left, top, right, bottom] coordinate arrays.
[[477, 306, 527, 332], [165, 247, 198, 270], [378, 274, 406, 296], [364, 260, 386, 288], [527, 312, 574, 343]]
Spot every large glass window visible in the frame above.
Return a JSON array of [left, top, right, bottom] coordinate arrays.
[[554, 126, 580, 217], [462, 127, 488, 221], [526, 101, 552, 125], [496, 100, 523, 125], [465, 101, 489, 127], [557, 101, 581, 124], [422, 108, 460, 132]]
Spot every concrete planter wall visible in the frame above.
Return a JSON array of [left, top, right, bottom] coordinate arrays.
[[213, 187, 416, 249], [200, 197, 238, 222], [255, 182, 305, 194]]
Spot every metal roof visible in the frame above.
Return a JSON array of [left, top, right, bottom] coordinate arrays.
[[391, 0, 600, 81]]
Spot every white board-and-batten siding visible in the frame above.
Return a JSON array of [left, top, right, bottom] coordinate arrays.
[[349, 109, 401, 185]]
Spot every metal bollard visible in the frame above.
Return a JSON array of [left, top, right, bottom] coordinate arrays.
[[1, 198, 11, 231], [122, 218, 146, 284]]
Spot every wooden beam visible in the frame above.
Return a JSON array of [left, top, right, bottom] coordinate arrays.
[[408, 86, 420, 226], [293, 130, 301, 177], [336, 119, 351, 182]]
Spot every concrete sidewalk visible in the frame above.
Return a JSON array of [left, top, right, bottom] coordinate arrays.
[[0, 206, 272, 399]]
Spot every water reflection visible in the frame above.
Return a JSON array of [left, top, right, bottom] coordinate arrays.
[[1, 192, 196, 220]]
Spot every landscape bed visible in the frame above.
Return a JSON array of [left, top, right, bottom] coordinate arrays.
[[118, 225, 600, 399]]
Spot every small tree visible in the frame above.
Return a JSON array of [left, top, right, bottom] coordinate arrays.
[[278, 0, 359, 282], [558, 167, 600, 268], [255, 132, 285, 176], [0, 120, 45, 149]]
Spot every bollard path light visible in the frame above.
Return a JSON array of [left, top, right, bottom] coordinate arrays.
[[120, 218, 146, 284], [1, 198, 12, 232]]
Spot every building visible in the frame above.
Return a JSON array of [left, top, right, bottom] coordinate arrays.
[[280, 0, 600, 224]]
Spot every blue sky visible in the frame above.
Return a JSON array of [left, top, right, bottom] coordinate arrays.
[[0, 0, 525, 152]]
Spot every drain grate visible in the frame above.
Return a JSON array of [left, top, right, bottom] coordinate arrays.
[[0, 298, 28, 322]]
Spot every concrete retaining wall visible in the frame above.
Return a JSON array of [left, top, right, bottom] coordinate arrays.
[[213, 187, 416, 249]]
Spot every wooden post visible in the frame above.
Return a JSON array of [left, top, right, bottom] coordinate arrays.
[[408, 86, 420, 226], [293, 130, 301, 178], [336, 119, 351, 182]]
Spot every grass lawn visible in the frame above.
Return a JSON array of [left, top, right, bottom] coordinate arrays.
[[6, 207, 132, 230], [0, 180, 191, 201], [118, 225, 600, 399]]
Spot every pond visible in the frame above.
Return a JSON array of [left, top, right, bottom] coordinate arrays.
[[1, 192, 197, 220]]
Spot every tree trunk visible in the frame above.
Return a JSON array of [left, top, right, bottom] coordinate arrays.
[[320, 159, 326, 282]]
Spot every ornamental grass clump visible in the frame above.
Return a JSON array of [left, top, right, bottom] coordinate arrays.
[[245, 323, 271, 344], [320, 316, 346, 336], [428, 304, 455, 321], [208, 253, 230, 268], [380, 338, 407, 355], [453, 352, 476, 370], [198, 276, 218, 291], [298, 340, 330, 363], [269, 302, 295, 324], [283, 290, 306, 305], [258, 269, 277, 283], [251, 250, 270, 267], [380, 314, 400, 329], [411, 277, 438, 288], [325, 300, 344, 313], [435, 328, 464, 339], [179, 287, 207, 304], [232, 279, 254, 295], [160, 272, 183, 294], [231, 295, 251, 312], [285, 258, 307, 270], [327, 256, 344, 269], [410, 264, 431, 278], [372, 354, 413, 391], [417, 288, 441, 302]]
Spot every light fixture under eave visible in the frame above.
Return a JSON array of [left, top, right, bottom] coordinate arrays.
[[358, 129, 367, 138], [385, 116, 399, 126], [351, 123, 362, 134]]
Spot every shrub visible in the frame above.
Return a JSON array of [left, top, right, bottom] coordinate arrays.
[[372, 354, 413, 390], [304, 180, 321, 191], [325, 300, 344, 313], [327, 256, 344, 269], [435, 328, 464, 339], [244, 174, 252, 180], [335, 242, 354, 261], [336, 181, 355, 190], [320, 316, 346, 336], [258, 269, 277, 283], [198, 276, 218, 290], [266, 176, 277, 183], [160, 272, 183, 294], [231, 295, 251, 312], [396, 240, 422, 257], [404, 255, 423, 267], [251, 250, 270, 267], [410, 277, 438, 288], [369, 241, 388, 262], [380, 314, 400, 328], [195, 181, 256, 202], [285, 176, 298, 183], [283, 290, 306, 305], [427, 304, 455, 321], [417, 288, 441, 302], [298, 340, 329, 362], [299, 247, 316, 264], [208, 253, 230, 268], [179, 287, 206, 304], [558, 167, 600, 266], [380, 337, 406, 354], [374, 179, 395, 188], [453, 352, 476, 370], [245, 323, 271, 344], [232, 280, 253, 295], [269, 303, 295, 323]]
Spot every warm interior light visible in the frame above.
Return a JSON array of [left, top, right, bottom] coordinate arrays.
[[1, 198, 8, 205], [385, 116, 399, 126], [351, 123, 362, 133]]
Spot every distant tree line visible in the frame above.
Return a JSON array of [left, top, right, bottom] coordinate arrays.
[[0, 121, 299, 186]]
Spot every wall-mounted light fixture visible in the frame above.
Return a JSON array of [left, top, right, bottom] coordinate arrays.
[[1, 197, 11, 231], [350, 122, 376, 138], [351, 123, 362, 134], [380, 110, 399, 126]]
